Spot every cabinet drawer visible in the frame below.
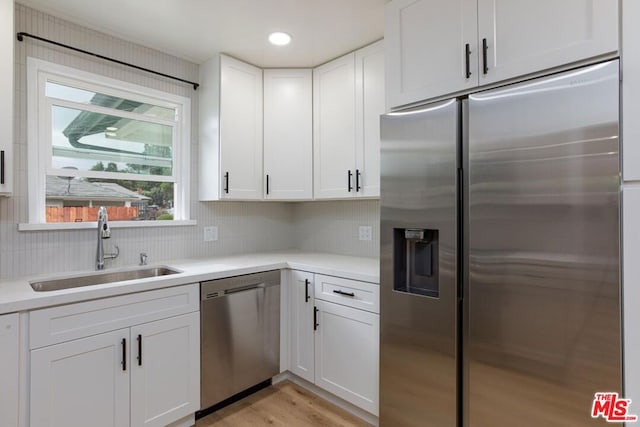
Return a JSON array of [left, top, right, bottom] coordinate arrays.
[[30, 284, 199, 349], [314, 274, 379, 313]]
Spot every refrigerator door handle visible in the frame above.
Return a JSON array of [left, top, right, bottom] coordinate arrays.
[[465, 43, 471, 79], [482, 38, 488, 75]]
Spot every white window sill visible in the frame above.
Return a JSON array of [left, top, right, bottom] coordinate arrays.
[[18, 220, 197, 231]]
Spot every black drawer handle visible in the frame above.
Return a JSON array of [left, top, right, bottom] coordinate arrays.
[[347, 170, 353, 192], [305, 279, 310, 303], [356, 169, 361, 192], [482, 38, 488, 75], [314, 306, 319, 331], [333, 289, 355, 297], [137, 334, 142, 366], [224, 172, 229, 193], [464, 43, 471, 79], [122, 338, 127, 371]]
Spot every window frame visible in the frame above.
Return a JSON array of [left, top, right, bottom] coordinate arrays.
[[25, 57, 192, 228]]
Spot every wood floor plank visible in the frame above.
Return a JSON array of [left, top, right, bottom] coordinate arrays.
[[196, 381, 372, 427]]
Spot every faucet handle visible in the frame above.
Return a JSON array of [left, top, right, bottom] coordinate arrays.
[[139, 252, 148, 266]]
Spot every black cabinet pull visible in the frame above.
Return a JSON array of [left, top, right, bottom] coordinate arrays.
[[356, 169, 362, 192], [121, 338, 127, 371], [314, 306, 319, 331], [0, 150, 4, 184], [266, 174, 270, 195], [137, 334, 142, 366], [305, 279, 310, 302], [224, 172, 229, 193], [482, 38, 488, 75], [333, 289, 355, 297], [347, 170, 353, 192], [465, 43, 471, 79]]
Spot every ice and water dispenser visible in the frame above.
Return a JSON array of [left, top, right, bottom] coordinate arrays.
[[394, 228, 439, 298]]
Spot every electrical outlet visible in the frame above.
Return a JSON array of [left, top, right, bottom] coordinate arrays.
[[359, 225, 372, 241], [203, 226, 218, 242]]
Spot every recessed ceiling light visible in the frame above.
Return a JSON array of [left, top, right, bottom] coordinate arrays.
[[106, 126, 118, 131], [268, 32, 291, 46]]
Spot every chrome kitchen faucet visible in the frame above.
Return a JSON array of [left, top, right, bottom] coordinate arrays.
[[96, 206, 119, 270]]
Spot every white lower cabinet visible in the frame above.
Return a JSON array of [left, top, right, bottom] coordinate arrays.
[[314, 300, 379, 416], [287, 270, 379, 415], [30, 328, 131, 427], [288, 270, 315, 383], [130, 312, 200, 427], [29, 284, 200, 427], [0, 313, 20, 427]]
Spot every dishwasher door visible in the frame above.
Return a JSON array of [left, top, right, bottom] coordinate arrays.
[[200, 270, 280, 410]]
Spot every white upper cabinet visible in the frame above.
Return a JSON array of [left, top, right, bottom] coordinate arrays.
[[355, 40, 385, 198], [314, 42, 385, 199], [314, 53, 358, 199], [477, 0, 619, 85], [385, 0, 618, 108], [219, 55, 263, 200], [0, 0, 13, 196], [263, 69, 313, 200], [385, 0, 478, 109]]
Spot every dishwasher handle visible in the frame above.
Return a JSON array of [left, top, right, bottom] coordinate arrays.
[[224, 282, 266, 295]]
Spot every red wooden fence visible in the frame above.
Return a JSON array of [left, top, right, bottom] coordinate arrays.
[[46, 207, 139, 223]]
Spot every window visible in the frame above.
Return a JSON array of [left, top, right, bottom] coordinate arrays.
[[26, 58, 191, 226]]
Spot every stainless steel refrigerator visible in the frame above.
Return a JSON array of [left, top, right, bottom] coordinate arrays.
[[380, 60, 621, 427]]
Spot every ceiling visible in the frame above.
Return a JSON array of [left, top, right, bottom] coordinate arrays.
[[19, 0, 388, 67]]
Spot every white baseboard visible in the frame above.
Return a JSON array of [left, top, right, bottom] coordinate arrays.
[[273, 372, 379, 427]]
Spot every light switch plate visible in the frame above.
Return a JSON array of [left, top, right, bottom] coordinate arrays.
[[203, 226, 218, 242], [359, 226, 372, 241]]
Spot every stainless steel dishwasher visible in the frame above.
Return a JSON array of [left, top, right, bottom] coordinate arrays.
[[200, 270, 280, 410]]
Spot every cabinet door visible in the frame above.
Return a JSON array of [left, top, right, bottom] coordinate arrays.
[[355, 41, 385, 198], [30, 329, 130, 427], [289, 270, 315, 383], [219, 55, 263, 200], [264, 69, 313, 200], [477, 0, 618, 85], [385, 0, 478, 109], [0, 314, 19, 427], [0, 0, 13, 196], [313, 53, 357, 199], [130, 312, 200, 427], [314, 300, 379, 415]]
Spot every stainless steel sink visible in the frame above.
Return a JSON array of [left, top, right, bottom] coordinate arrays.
[[30, 266, 181, 292]]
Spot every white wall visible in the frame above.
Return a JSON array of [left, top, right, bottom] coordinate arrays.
[[622, 0, 639, 404], [292, 200, 380, 258]]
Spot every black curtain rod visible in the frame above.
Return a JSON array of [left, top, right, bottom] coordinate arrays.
[[17, 32, 199, 90]]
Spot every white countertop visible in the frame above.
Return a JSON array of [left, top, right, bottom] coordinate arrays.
[[0, 252, 380, 315]]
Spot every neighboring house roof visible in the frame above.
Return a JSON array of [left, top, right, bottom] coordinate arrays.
[[46, 176, 150, 201]]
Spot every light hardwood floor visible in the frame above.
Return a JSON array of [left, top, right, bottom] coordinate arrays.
[[196, 381, 372, 427]]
